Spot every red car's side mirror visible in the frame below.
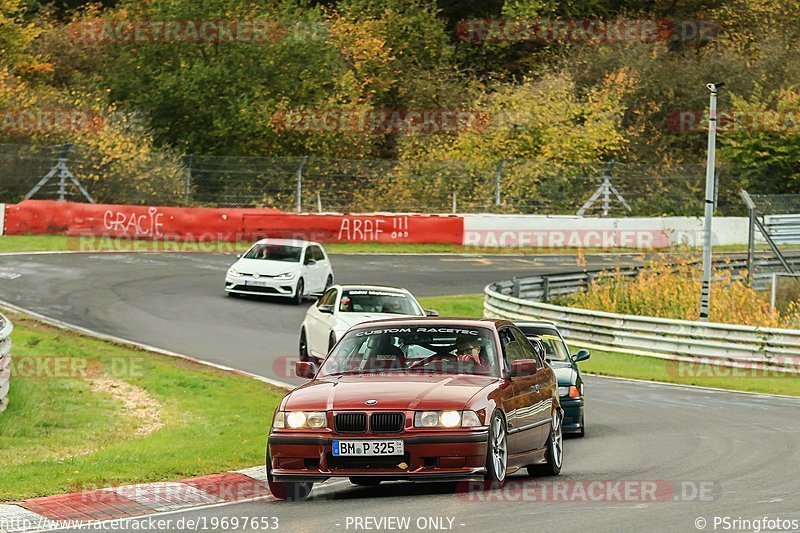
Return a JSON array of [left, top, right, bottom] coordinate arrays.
[[511, 359, 538, 377], [295, 361, 316, 379]]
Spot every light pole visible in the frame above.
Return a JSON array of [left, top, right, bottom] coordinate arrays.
[[699, 82, 723, 321]]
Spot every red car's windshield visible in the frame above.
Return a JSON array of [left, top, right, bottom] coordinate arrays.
[[318, 325, 500, 377]]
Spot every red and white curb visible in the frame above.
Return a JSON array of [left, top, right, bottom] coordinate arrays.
[[0, 467, 271, 532]]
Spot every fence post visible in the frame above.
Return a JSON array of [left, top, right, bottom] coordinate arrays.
[[184, 154, 193, 205], [541, 276, 550, 302], [296, 156, 308, 213], [512, 277, 520, 298], [494, 159, 505, 208], [452, 190, 457, 214]]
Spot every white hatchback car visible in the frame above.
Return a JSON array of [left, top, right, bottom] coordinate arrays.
[[299, 285, 437, 362], [225, 239, 333, 304]]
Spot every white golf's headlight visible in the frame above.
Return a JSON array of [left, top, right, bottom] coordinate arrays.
[[278, 411, 327, 429], [414, 410, 480, 428], [228, 268, 241, 277], [274, 272, 295, 280]]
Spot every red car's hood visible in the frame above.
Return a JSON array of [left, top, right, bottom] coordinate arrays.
[[284, 374, 499, 412]]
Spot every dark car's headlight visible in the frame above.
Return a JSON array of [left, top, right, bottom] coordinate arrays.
[[414, 410, 481, 428], [273, 411, 327, 429], [558, 386, 581, 398]]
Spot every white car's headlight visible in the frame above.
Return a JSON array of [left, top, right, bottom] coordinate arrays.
[[414, 410, 481, 428], [228, 268, 241, 277], [274, 272, 295, 280], [274, 411, 327, 429]]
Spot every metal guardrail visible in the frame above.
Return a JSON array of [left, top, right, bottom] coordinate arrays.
[[765, 214, 800, 245], [0, 313, 12, 413], [495, 255, 800, 302], [485, 255, 800, 372]]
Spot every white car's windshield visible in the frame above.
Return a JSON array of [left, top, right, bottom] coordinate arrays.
[[338, 289, 424, 315], [318, 325, 499, 377], [244, 244, 302, 262]]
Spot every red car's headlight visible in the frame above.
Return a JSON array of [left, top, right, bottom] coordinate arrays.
[[273, 411, 327, 429], [414, 410, 482, 428]]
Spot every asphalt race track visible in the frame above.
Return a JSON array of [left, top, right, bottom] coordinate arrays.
[[0, 252, 635, 386], [1, 251, 798, 533]]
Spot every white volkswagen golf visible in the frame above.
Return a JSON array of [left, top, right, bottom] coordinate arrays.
[[225, 239, 333, 304], [299, 285, 437, 362]]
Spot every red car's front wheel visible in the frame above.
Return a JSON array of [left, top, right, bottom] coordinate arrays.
[[484, 411, 508, 485]]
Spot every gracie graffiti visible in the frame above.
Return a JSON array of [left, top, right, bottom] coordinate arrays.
[[102, 207, 165, 236]]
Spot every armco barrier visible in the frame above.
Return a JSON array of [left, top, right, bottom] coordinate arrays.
[[485, 280, 800, 373], [2, 200, 464, 244], [0, 313, 12, 414]]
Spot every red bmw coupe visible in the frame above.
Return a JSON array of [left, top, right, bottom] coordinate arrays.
[[266, 318, 564, 500]]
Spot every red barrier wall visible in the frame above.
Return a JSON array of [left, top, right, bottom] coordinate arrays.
[[3, 201, 464, 244]]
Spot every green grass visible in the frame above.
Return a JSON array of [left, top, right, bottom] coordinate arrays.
[[0, 234, 754, 255], [0, 311, 284, 501], [418, 294, 485, 317], [417, 294, 800, 397], [580, 348, 800, 397]]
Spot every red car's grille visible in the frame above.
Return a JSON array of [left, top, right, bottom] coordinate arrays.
[[370, 412, 405, 433], [335, 412, 367, 433]]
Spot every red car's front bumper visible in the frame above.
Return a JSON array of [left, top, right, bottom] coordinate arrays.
[[268, 430, 489, 483]]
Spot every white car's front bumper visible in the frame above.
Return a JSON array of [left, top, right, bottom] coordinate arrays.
[[225, 275, 296, 296]]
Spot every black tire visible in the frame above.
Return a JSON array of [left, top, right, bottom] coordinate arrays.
[[299, 329, 309, 362], [349, 477, 381, 487], [266, 448, 313, 501], [576, 413, 585, 438], [526, 410, 563, 477], [324, 275, 333, 291], [484, 411, 508, 485], [328, 331, 337, 353], [292, 279, 304, 305]]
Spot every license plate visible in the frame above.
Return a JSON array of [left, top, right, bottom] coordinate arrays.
[[244, 279, 270, 287], [333, 440, 404, 456]]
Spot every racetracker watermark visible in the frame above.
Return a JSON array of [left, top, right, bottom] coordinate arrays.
[[68, 20, 283, 44], [3, 355, 145, 380], [458, 480, 718, 503], [271, 109, 490, 134], [668, 109, 800, 133], [463, 229, 670, 249], [665, 360, 799, 379], [456, 18, 718, 43], [77, 479, 270, 505], [1, 109, 104, 135]]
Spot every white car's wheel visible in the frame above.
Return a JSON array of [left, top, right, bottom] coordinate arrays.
[[292, 279, 304, 305]]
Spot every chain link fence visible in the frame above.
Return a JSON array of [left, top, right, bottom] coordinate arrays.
[[0, 142, 751, 215]]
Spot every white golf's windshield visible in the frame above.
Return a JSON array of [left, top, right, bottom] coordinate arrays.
[[318, 325, 499, 377], [338, 289, 424, 316], [243, 244, 302, 262]]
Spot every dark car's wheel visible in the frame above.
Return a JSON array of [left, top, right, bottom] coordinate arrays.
[[292, 279, 304, 305], [484, 411, 508, 485], [266, 449, 313, 501], [328, 331, 337, 353], [577, 413, 585, 438], [349, 477, 381, 487], [527, 410, 563, 477], [299, 329, 309, 362]]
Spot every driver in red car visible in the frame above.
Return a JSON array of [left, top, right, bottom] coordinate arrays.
[[454, 337, 490, 372]]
